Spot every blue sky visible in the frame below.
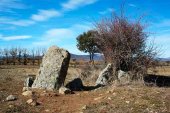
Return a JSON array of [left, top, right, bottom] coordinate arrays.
[[0, 0, 170, 58]]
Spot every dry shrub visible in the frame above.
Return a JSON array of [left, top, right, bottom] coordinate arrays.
[[95, 8, 158, 81]]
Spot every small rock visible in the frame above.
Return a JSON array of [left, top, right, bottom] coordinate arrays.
[[108, 97, 111, 100], [45, 109, 50, 112], [59, 86, 71, 95], [22, 87, 31, 92], [9, 105, 14, 108], [22, 91, 33, 96], [112, 93, 117, 96], [6, 95, 17, 101], [125, 101, 130, 104], [26, 99, 38, 106], [94, 97, 102, 101], [82, 105, 87, 110]]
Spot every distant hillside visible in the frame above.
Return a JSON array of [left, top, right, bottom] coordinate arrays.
[[70, 54, 104, 61], [158, 58, 170, 62]]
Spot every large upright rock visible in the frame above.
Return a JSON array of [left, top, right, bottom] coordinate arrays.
[[32, 46, 70, 90], [96, 63, 113, 86]]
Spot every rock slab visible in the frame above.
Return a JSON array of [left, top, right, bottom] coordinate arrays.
[[32, 46, 70, 90], [96, 63, 113, 86]]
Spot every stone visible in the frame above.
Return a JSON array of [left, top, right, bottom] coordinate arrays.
[[22, 87, 31, 92], [24, 75, 35, 87], [96, 63, 113, 86], [59, 86, 71, 94], [82, 105, 87, 110], [94, 97, 103, 101], [6, 95, 17, 101], [22, 91, 33, 96], [32, 46, 70, 90], [26, 99, 38, 106], [118, 70, 130, 83], [66, 78, 84, 91]]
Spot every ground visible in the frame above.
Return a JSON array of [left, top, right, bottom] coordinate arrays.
[[0, 65, 170, 113]]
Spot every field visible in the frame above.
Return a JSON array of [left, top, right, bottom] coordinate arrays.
[[0, 64, 170, 113]]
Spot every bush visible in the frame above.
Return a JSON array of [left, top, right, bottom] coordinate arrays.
[[95, 9, 158, 80]]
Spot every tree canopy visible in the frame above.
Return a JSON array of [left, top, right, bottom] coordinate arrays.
[[76, 30, 99, 61]]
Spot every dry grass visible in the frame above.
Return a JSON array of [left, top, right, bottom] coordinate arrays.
[[148, 66, 170, 76], [0, 65, 169, 113]]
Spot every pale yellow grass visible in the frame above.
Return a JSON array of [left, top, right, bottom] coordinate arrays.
[[148, 66, 170, 76]]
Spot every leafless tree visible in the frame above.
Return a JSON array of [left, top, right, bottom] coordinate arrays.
[[0, 48, 3, 65], [31, 48, 35, 65], [17, 47, 23, 65], [36, 48, 41, 65], [23, 48, 29, 65], [9, 47, 18, 65], [95, 9, 158, 80], [3, 48, 9, 65], [41, 48, 46, 57]]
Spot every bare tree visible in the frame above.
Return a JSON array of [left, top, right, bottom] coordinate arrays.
[[41, 48, 46, 57], [17, 47, 23, 65], [95, 10, 158, 80], [23, 48, 29, 65], [0, 48, 2, 65], [9, 47, 18, 65], [31, 48, 35, 65], [3, 48, 9, 65], [36, 48, 41, 65]]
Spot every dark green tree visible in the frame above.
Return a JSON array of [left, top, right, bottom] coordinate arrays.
[[76, 30, 99, 62]]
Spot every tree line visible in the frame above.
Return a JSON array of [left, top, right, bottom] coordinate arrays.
[[0, 47, 46, 65]]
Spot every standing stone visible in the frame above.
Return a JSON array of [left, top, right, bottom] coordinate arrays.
[[32, 46, 70, 90], [118, 70, 130, 84], [96, 63, 113, 86]]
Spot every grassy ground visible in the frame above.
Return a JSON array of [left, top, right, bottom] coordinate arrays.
[[0, 65, 169, 113]]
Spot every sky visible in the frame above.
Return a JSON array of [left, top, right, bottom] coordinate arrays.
[[0, 0, 170, 58]]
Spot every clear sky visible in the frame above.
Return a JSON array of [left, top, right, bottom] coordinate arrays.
[[0, 0, 170, 58]]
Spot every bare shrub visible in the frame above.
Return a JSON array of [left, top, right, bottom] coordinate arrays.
[[95, 9, 158, 81], [9, 47, 18, 65]]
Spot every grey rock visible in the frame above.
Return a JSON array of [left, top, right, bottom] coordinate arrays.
[[59, 86, 71, 94], [24, 75, 35, 87], [96, 63, 113, 86], [6, 95, 17, 101], [32, 46, 70, 90], [118, 70, 130, 83]]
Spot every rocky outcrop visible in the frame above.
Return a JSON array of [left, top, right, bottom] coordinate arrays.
[[96, 63, 113, 86], [32, 46, 70, 90]]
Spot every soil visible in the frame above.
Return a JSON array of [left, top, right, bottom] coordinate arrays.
[[0, 65, 170, 113]]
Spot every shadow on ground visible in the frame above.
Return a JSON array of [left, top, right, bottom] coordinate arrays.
[[66, 78, 101, 91], [144, 74, 170, 87]]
